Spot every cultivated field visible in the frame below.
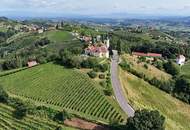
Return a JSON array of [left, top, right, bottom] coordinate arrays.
[[0, 103, 76, 130], [119, 68, 190, 130], [0, 63, 126, 123]]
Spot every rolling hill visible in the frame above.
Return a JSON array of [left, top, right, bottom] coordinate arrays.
[[119, 68, 190, 130], [0, 63, 126, 124]]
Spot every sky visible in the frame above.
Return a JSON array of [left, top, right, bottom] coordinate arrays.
[[0, 0, 190, 17]]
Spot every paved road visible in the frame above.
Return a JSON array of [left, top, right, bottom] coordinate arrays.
[[111, 50, 135, 117]]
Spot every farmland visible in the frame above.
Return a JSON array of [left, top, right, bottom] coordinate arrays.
[[0, 103, 77, 130], [119, 68, 190, 130], [0, 63, 126, 123]]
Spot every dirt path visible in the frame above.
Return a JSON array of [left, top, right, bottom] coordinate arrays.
[[64, 118, 109, 130]]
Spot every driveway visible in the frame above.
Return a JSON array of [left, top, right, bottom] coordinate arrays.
[[110, 50, 135, 117]]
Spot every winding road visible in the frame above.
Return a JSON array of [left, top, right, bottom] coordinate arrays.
[[110, 50, 135, 117]]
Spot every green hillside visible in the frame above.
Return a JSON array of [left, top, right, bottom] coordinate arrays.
[[0, 63, 126, 123], [119, 68, 190, 130], [0, 103, 76, 130], [122, 54, 172, 80], [181, 60, 190, 80], [43, 30, 74, 43]]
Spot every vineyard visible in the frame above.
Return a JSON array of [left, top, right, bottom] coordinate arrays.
[[0, 63, 126, 123], [0, 103, 76, 130]]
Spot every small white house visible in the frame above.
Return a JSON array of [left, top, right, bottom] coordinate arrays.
[[176, 55, 186, 66]]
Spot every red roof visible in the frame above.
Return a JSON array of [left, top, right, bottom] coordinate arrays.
[[132, 52, 162, 57], [147, 53, 162, 57], [86, 45, 108, 53]]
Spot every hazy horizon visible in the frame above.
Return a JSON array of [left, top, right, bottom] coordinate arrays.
[[0, 0, 190, 18]]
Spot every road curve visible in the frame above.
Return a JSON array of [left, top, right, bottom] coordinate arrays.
[[110, 50, 135, 117]]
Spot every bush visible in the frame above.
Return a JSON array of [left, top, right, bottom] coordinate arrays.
[[100, 81, 107, 88], [99, 74, 106, 79], [54, 110, 71, 122], [163, 61, 180, 76], [104, 89, 113, 96], [13, 101, 28, 119], [87, 71, 97, 78], [143, 64, 148, 69], [0, 85, 8, 103], [126, 109, 165, 130]]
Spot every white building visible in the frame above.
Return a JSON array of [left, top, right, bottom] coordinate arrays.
[[176, 55, 186, 66]]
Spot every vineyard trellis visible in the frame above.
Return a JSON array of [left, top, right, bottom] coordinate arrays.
[[0, 63, 126, 123]]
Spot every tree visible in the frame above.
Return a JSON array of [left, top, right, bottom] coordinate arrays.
[[61, 21, 64, 27], [55, 24, 59, 30], [0, 85, 8, 103], [163, 61, 180, 76], [13, 101, 28, 119], [126, 109, 165, 130], [116, 40, 122, 55]]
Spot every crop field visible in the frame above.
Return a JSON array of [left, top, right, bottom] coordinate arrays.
[[0, 63, 125, 123], [119, 68, 190, 130], [181, 60, 190, 80], [0, 103, 76, 130], [122, 54, 172, 80]]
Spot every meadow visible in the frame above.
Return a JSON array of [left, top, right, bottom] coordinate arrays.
[[0, 103, 77, 130], [0, 63, 126, 123], [122, 54, 172, 80], [119, 68, 190, 130]]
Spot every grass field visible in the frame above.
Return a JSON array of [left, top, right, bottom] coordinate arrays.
[[119, 68, 190, 130], [0, 63, 126, 123], [43, 30, 74, 43], [0, 103, 76, 130], [181, 60, 190, 80], [122, 54, 172, 80]]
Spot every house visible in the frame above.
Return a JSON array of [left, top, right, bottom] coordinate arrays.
[[82, 36, 92, 43], [38, 29, 44, 34], [27, 60, 38, 68], [85, 40, 110, 58], [132, 52, 162, 58], [176, 55, 186, 66]]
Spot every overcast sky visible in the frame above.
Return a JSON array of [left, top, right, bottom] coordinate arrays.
[[0, 0, 190, 17]]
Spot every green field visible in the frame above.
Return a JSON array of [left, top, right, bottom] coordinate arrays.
[[119, 68, 190, 130], [0, 103, 76, 130], [122, 54, 172, 80], [181, 60, 190, 80], [0, 63, 126, 123], [43, 30, 74, 43]]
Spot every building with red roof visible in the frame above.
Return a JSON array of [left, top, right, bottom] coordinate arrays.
[[85, 40, 110, 58], [132, 52, 162, 58]]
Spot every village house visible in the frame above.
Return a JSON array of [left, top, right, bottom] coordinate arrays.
[[176, 55, 186, 66], [27, 60, 38, 68], [132, 52, 162, 58], [85, 39, 110, 58]]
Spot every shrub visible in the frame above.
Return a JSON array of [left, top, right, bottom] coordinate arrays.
[[104, 89, 113, 96], [126, 109, 165, 130], [87, 71, 97, 78], [13, 101, 28, 119], [54, 110, 71, 122], [0, 85, 8, 103], [99, 74, 106, 79], [163, 61, 180, 76], [143, 64, 148, 69], [100, 81, 107, 88]]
